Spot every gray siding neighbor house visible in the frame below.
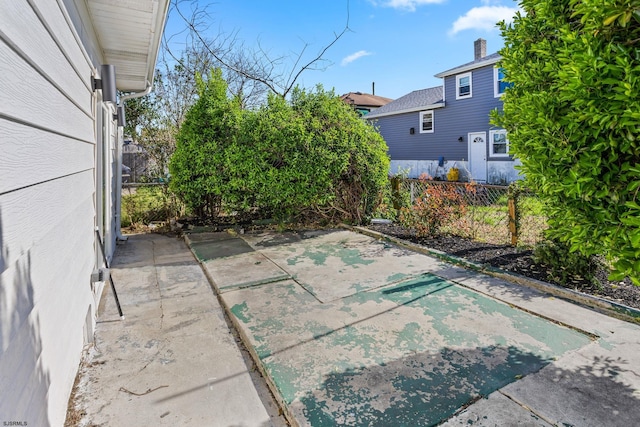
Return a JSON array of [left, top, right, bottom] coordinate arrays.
[[0, 1, 168, 425], [366, 39, 520, 184]]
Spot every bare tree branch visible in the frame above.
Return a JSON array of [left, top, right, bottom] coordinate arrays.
[[282, 4, 351, 97], [169, 0, 351, 99]]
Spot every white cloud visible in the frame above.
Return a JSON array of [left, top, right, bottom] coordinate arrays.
[[449, 6, 519, 36], [371, 0, 446, 12], [341, 50, 373, 66]]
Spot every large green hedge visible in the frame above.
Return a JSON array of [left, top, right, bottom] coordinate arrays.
[[492, 0, 640, 284], [169, 69, 389, 224], [169, 69, 241, 218]]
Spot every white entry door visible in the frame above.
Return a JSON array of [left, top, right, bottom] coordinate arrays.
[[468, 132, 487, 182]]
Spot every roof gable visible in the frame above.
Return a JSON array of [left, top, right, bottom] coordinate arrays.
[[434, 52, 501, 78]]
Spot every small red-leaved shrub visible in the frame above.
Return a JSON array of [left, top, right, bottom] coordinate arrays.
[[398, 174, 467, 237]]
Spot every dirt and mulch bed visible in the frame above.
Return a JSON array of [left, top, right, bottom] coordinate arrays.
[[366, 223, 640, 312]]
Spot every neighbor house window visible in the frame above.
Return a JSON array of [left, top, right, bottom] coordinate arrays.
[[490, 129, 509, 156], [494, 67, 512, 97], [420, 111, 434, 133], [456, 72, 472, 99]]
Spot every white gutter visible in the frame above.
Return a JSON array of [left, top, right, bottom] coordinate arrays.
[[115, 82, 154, 241], [365, 102, 445, 120]]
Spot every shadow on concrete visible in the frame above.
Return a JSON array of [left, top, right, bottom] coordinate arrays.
[[0, 209, 51, 426], [248, 229, 338, 248], [296, 344, 640, 426], [500, 353, 640, 426]]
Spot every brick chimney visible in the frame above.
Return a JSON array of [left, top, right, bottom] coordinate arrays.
[[474, 38, 486, 60]]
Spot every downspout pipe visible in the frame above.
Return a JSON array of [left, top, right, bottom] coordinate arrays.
[[115, 81, 154, 241]]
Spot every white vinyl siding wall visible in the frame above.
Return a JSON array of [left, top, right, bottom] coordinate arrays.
[[0, 0, 109, 425]]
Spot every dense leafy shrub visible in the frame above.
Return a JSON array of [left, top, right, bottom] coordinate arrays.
[[169, 69, 242, 218], [492, 0, 640, 284], [534, 239, 604, 286], [169, 70, 389, 224]]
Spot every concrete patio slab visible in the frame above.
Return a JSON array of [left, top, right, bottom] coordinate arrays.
[[217, 270, 590, 425], [73, 227, 640, 427], [203, 251, 291, 292], [241, 229, 443, 302], [190, 237, 255, 261], [440, 392, 553, 426], [191, 228, 640, 427], [69, 234, 285, 427], [500, 341, 640, 427]]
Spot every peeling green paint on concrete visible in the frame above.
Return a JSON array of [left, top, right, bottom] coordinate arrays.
[[207, 231, 598, 427], [228, 275, 591, 427], [230, 302, 251, 323], [386, 272, 408, 283], [266, 361, 304, 404], [394, 322, 423, 350], [287, 244, 376, 268], [348, 283, 368, 295], [329, 326, 380, 359], [341, 287, 386, 306], [300, 346, 553, 427]]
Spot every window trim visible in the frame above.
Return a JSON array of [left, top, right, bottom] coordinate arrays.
[[419, 110, 434, 134], [489, 129, 509, 157], [494, 67, 508, 98], [456, 72, 472, 100]]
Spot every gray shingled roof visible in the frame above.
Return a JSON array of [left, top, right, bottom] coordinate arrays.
[[365, 86, 443, 119], [434, 52, 501, 78]]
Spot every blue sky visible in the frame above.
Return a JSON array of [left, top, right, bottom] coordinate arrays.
[[165, 0, 520, 99]]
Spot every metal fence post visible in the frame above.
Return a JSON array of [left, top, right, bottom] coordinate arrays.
[[391, 177, 401, 210], [410, 181, 415, 204]]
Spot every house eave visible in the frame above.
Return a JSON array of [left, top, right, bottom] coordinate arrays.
[[434, 56, 501, 78], [365, 103, 445, 120], [86, 0, 170, 92]]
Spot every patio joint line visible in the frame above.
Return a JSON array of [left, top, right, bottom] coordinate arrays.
[[497, 389, 557, 426], [151, 239, 165, 330], [251, 248, 325, 304]]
